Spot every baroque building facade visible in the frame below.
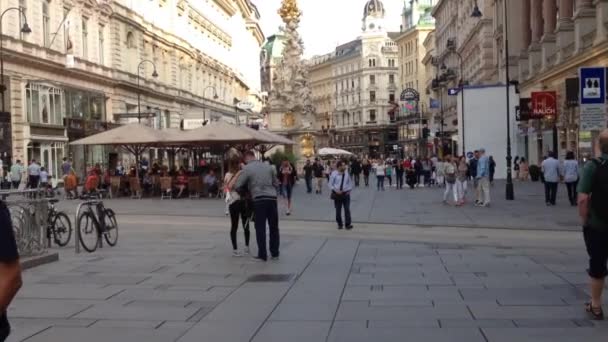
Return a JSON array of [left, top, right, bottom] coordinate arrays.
[[395, 0, 436, 156], [0, 0, 264, 178], [308, 0, 399, 157]]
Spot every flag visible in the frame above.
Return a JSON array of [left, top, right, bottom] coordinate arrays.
[[430, 98, 440, 109]]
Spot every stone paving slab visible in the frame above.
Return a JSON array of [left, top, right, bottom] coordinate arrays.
[[482, 327, 608, 342], [20, 327, 188, 342]]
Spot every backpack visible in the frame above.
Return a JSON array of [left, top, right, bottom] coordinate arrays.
[[591, 158, 608, 222]]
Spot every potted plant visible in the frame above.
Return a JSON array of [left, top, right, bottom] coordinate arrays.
[[529, 165, 541, 182]]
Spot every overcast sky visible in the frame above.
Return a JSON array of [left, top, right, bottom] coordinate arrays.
[[252, 0, 403, 58]]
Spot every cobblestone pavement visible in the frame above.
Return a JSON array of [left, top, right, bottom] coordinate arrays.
[[7, 213, 608, 342], [56, 179, 580, 231]]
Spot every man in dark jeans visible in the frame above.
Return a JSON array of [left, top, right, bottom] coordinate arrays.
[[235, 151, 280, 261], [329, 161, 353, 230], [578, 129, 608, 320], [0, 200, 23, 342]]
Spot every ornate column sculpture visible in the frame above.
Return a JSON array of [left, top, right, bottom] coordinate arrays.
[[574, 0, 596, 52], [541, 0, 557, 70]]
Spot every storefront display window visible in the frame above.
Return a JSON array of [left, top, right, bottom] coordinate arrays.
[[26, 83, 64, 126], [65, 89, 105, 121]]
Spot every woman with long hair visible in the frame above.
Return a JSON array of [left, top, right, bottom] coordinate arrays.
[[225, 161, 251, 257], [442, 155, 458, 205], [456, 155, 469, 205]]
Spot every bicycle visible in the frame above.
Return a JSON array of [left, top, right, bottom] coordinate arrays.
[[46, 198, 72, 247], [77, 192, 118, 253]]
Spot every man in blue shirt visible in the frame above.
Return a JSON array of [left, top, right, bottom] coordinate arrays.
[[476, 148, 491, 207], [329, 161, 353, 230]]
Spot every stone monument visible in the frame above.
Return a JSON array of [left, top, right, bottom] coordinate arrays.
[[266, 0, 317, 161]]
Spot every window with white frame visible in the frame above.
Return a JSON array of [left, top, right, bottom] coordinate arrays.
[[26, 83, 64, 126]]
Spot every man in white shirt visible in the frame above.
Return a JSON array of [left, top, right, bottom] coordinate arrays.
[[27, 160, 41, 189], [329, 161, 353, 230], [541, 151, 561, 206]]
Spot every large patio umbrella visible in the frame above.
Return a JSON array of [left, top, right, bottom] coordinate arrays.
[[318, 147, 353, 157]]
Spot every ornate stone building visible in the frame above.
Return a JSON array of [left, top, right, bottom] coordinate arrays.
[[308, 0, 400, 158], [507, 0, 608, 164], [430, 0, 496, 154], [0, 0, 264, 178], [395, 0, 436, 156]]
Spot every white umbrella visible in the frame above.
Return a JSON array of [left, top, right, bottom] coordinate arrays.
[[318, 147, 353, 157]]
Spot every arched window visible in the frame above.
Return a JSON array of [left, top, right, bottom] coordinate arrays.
[[126, 32, 137, 73]]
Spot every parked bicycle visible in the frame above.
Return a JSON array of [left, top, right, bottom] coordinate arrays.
[[46, 198, 72, 247], [77, 192, 118, 253]]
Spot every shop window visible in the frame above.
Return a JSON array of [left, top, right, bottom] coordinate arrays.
[[26, 83, 64, 125], [64, 89, 106, 121]]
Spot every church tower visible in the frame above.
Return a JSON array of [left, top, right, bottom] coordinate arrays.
[[361, 0, 386, 35]]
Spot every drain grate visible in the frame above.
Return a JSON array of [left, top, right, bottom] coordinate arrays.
[[246, 274, 294, 283]]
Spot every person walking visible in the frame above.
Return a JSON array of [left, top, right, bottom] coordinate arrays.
[[313, 159, 325, 194], [541, 151, 560, 206], [395, 161, 404, 189], [278, 160, 295, 215], [9, 160, 23, 190], [443, 155, 458, 205], [456, 156, 469, 205], [27, 159, 41, 189], [489, 156, 496, 186], [303, 159, 314, 194], [235, 151, 280, 262], [422, 158, 432, 186], [476, 149, 491, 207], [519, 158, 529, 181], [225, 163, 251, 257], [563, 151, 580, 206], [329, 161, 353, 230], [351, 159, 362, 187], [414, 157, 423, 187], [362, 159, 371, 187], [0, 199, 23, 342], [514, 156, 520, 180], [385, 161, 393, 188], [375, 161, 386, 191], [577, 129, 608, 320], [435, 157, 445, 187]]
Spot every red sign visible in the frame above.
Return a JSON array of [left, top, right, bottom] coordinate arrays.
[[531, 91, 557, 119]]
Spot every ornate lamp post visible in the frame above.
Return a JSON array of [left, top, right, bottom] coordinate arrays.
[[136, 59, 158, 123], [472, 0, 514, 200], [1, 7, 32, 113], [202, 85, 219, 122]]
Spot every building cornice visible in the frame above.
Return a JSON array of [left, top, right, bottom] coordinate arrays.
[[431, 0, 448, 17], [213, 0, 237, 16]]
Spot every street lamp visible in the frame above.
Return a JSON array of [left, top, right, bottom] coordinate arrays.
[[1, 7, 32, 113], [473, 0, 514, 200], [137, 59, 159, 123], [202, 85, 219, 122]]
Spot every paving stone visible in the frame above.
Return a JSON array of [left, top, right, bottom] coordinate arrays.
[[16, 284, 123, 300], [468, 303, 585, 320], [22, 326, 187, 342], [252, 321, 332, 342], [73, 303, 200, 321], [114, 288, 228, 302], [328, 325, 486, 342], [8, 299, 97, 319], [335, 301, 472, 321], [177, 320, 262, 342], [89, 320, 162, 328], [513, 319, 579, 328], [439, 319, 516, 328], [482, 328, 607, 342]]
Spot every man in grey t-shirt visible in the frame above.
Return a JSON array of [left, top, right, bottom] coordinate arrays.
[[541, 151, 561, 206], [27, 160, 41, 189]]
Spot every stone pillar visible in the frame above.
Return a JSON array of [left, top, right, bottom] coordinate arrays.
[[555, 0, 575, 63], [519, 0, 531, 80], [574, 0, 596, 53], [593, 0, 608, 45], [528, 0, 543, 77], [541, 0, 557, 70]]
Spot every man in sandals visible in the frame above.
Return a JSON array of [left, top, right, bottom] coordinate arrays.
[[578, 129, 608, 320]]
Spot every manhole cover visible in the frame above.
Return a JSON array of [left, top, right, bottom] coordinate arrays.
[[247, 274, 294, 283]]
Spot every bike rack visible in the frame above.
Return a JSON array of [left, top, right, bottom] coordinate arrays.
[[75, 200, 104, 254]]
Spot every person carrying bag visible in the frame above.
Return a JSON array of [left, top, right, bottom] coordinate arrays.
[[329, 161, 353, 230]]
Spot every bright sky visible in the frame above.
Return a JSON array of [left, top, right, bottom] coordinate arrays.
[[252, 0, 404, 58]]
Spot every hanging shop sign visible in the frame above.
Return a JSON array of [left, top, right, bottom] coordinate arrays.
[[531, 91, 557, 119]]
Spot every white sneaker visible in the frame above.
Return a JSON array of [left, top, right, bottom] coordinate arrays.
[[244, 247, 250, 255], [232, 250, 243, 257]]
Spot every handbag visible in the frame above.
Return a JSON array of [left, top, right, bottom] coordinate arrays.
[[331, 173, 346, 200]]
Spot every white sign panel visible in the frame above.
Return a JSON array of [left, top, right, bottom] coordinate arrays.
[[237, 101, 254, 110], [580, 104, 607, 131], [182, 119, 208, 130]]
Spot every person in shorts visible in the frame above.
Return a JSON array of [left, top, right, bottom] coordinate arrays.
[[0, 199, 23, 341], [578, 129, 608, 320]]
